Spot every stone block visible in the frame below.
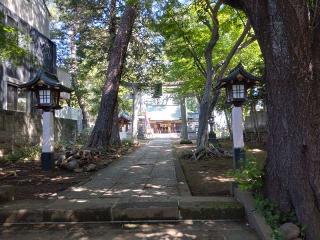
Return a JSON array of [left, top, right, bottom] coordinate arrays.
[[179, 199, 244, 220], [112, 201, 179, 221], [234, 188, 273, 240], [0, 209, 43, 224], [0, 200, 49, 223], [44, 199, 117, 222], [0, 185, 15, 202]]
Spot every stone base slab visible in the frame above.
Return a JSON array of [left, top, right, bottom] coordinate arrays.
[[0, 196, 245, 224]]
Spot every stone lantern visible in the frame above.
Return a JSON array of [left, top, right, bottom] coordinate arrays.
[[20, 70, 72, 171], [216, 64, 260, 169]]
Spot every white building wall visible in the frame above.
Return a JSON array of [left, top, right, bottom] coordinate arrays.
[[55, 106, 83, 133], [0, 0, 50, 37], [57, 68, 72, 89]]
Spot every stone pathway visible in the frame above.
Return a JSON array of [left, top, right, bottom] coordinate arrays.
[[59, 139, 182, 200], [0, 221, 259, 240], [0, 138, 259, 239]]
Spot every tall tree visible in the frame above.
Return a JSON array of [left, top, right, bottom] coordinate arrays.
[[53, 0, 108, 128], [87, 2, 139, 148], [68, 23, 90, 128], [156, 0, 256, 158], [180, 96, 189, 142], [225, 1, 320, 239]]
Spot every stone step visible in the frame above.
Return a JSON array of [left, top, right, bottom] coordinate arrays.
[[0, 197, 244, 224], [0, 185, 15, 203]]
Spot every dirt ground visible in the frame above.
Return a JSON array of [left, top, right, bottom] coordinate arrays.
[[173, 140, 266, 197], [0, 144, 141, 200]]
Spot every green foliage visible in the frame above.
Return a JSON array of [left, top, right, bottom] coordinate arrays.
[[153, 82, 162, 98], [52, 0, 164, 117], [254, 194, 300, 240], [75, 128, 92, 146], [0, 13, 28, 62], [180, 139, 193, 144], [231, 158, 264, 191], [3, 146, 41, 162], [231, 158, 303, 239], [121, 139, 134, 147], [154, 1, 263, 99]]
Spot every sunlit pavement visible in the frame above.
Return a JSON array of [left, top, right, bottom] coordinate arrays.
[[58, 139, 181, 200], [0, 221, 258, 240]]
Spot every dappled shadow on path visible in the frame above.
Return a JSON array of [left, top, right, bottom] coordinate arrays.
[[0, 220, 259, 240]]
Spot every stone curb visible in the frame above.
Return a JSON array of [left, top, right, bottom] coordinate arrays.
[[0, 197, 245, 224], [234, 188, 273, 240], [172, 155, 192, 197]]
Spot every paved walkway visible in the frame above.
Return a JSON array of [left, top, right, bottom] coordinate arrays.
[[59, 139, 183, 200], [0, 139, 259, 239], [0, 221, 258, 240]]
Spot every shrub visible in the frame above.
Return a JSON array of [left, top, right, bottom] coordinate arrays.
[[254, 194, 300, 239], [121, 139, 134, 147], [180, 139, 193, 144], [75, 128, 92, 146], [3, 145, 41, 162], [230, 157, 264, 191]]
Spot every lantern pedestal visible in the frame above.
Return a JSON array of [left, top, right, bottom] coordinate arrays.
[[231, 106, 245, 169], [41, 111, 55, 171]]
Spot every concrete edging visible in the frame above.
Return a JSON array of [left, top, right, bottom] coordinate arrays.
[[234, 188, 273, 240], [172, 154, 192, 197], [0, 196, 245, 224]]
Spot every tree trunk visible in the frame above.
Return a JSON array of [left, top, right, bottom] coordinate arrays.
[[224, 108, 232, 139], [180, 97, 189, 141], [110, 101, 121, 146], [226, 1, 320, 238], [68, 24, 90, 129], [87, 4, 138, 148], [196, 8, 220, 149], [108, 0, 120, 147], [107, 0, 117, 60], [196, 18, 250, 151]]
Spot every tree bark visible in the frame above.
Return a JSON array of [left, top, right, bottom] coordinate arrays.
[[108, 0, 121, 147], [110, 101, 121, 146], [107, 0, 117, 60], [224, 108, 232, 139], [196, 0, 221, 149], [196, 17, 250, 150], [87, 3, 138, 148], [180, 97, 189, 141], [68, 24, 90, 129], [225, 1, 320, 238]]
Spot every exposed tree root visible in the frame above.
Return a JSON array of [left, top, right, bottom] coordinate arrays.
[[192, 144, 232, 161]]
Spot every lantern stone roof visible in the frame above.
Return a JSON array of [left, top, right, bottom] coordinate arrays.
[[20, 69, 72, 93], [119, 113, 131, 122], [216, 63, 261, 89]]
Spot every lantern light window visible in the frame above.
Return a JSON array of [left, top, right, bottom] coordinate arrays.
[[39, 90, 51, 104], [232, 84, 245, 99]]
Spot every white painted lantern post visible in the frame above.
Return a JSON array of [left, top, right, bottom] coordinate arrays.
[[216, 64, 260, 169], [19, 70, 72, 171]]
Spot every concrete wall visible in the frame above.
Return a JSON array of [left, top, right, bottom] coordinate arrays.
[[0, 0, 50, 37], [0, 109, 77, 155], [244, 110, 267, 144], [57, 68, 72, 89], [244, 111, 267, 132]]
